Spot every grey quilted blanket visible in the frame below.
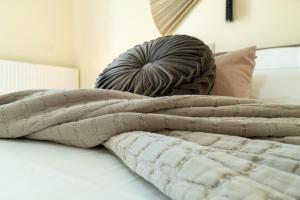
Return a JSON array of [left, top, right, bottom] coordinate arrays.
[[1, 89, 300, 200]]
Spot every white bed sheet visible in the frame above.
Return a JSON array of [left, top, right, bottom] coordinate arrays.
[[0, 139, 169, 200]]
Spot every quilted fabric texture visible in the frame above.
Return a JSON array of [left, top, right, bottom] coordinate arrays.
[[95, 35, 216, 97], [1, 89, 300, 200], [105, 131, 300, 200]]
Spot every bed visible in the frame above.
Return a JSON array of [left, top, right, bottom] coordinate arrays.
[[0, 46, 299, 200]]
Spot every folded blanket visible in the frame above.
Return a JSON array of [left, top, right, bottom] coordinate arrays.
[[1, 89, 300, 200]]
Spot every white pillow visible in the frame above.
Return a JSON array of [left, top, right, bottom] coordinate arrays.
[[251, 69, 300, 104], [251, 46, 300, 104]]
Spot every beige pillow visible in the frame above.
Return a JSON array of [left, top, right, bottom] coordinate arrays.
[[210, 46, 256, 98]]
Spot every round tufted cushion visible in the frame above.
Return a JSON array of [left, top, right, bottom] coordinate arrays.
[[95, 35, 216, 97]]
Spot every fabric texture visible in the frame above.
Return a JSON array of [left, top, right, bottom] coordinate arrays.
[[211, 46, 256, 98], [95, 35, 216, 97], [1, 89, 300, 200]]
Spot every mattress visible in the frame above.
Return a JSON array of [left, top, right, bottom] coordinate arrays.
[[0, 139, 169, 200]]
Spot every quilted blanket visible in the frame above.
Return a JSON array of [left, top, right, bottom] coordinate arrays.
[[1, 89, 300, 200]]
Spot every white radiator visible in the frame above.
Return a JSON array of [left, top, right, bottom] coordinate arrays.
[[0, 59, 79, 95]]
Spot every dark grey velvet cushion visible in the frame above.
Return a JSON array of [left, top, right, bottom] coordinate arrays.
[[95, 35, 216, 97]]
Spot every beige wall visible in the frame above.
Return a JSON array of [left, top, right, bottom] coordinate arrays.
[[72, 0, 300, 88], [177, 0, 300, 52], [0, 0, 74, 67], [2, 0, 300, 87], [72, 0, 159, 88]]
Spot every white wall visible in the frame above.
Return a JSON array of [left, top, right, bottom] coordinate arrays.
[[0, 0, 74, 67], [72, 0, 300, 88]]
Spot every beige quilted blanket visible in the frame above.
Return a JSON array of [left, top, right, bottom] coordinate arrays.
[[1, 89, 300, 200]]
